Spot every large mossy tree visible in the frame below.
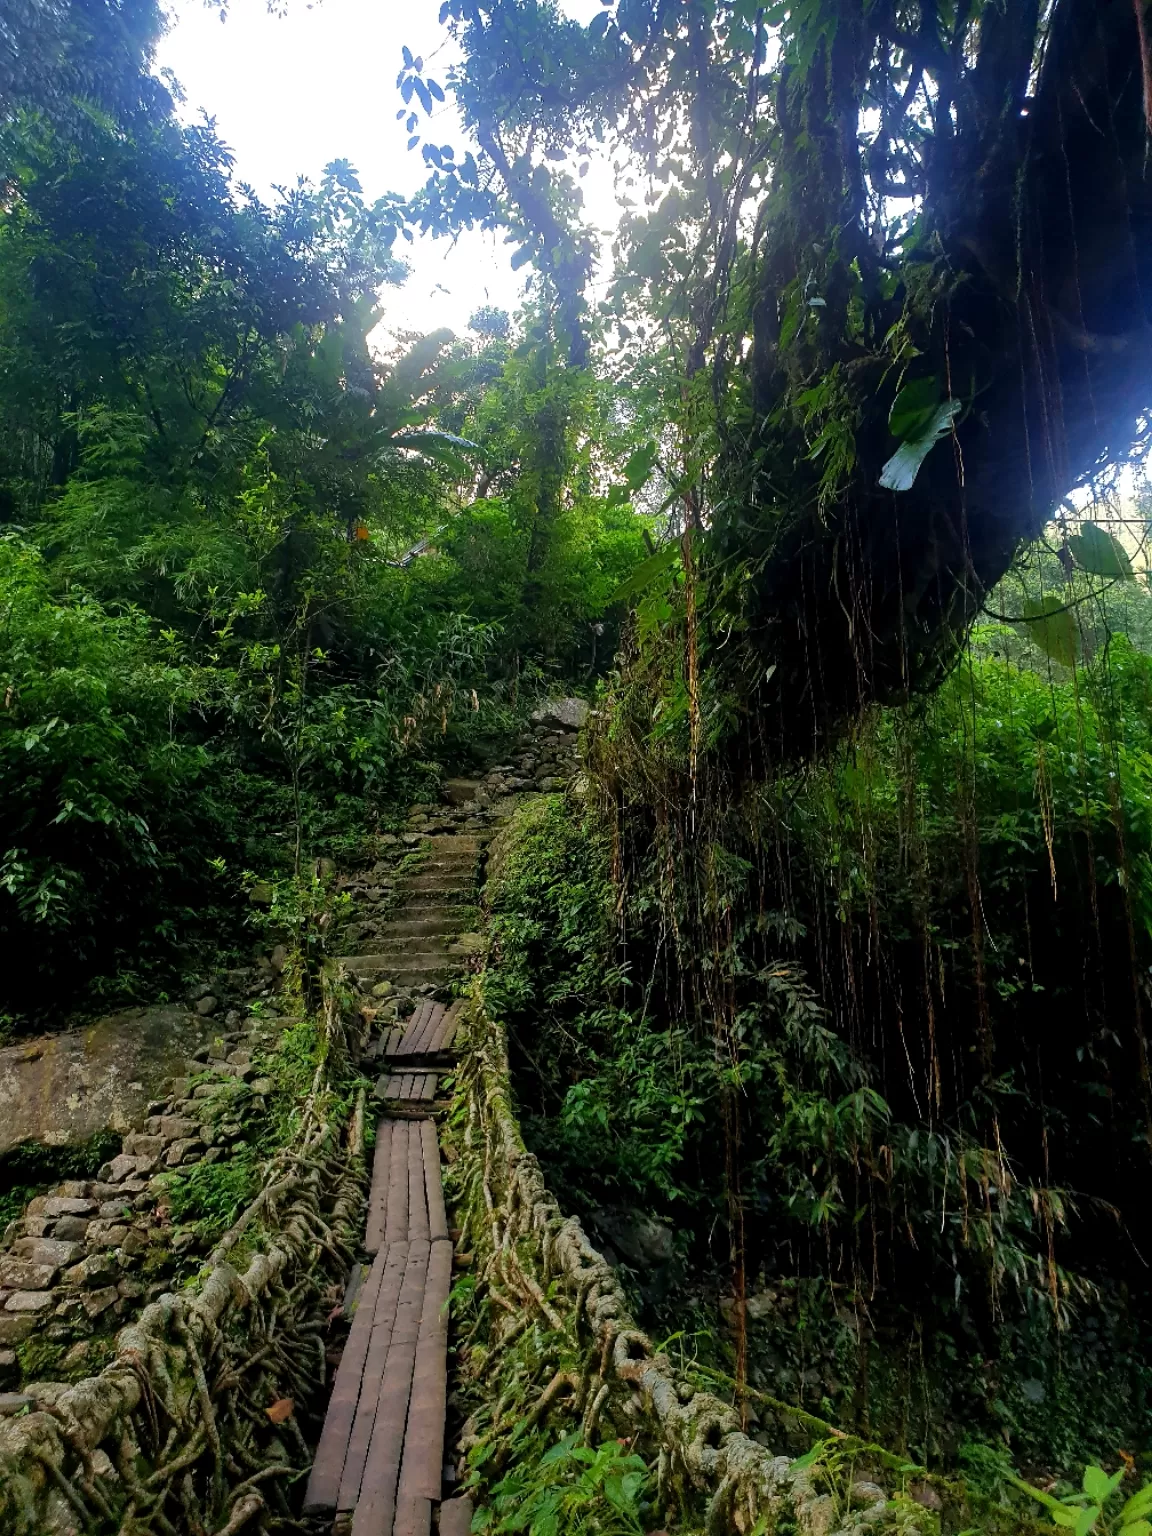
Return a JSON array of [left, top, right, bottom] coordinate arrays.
[[409, 0, 1152, 749]]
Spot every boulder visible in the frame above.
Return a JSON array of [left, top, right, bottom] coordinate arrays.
[[64, 1255, 117, 1289], [0, 1005, 217, 1157], [531, 697, 589, 730], [588, 1207, 675, 1268]]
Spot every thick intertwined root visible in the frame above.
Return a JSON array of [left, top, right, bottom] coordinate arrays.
[[0, 986, 365, 1536]]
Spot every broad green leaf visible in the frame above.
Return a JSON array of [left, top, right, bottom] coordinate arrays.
[[1021, 596, 1079, 667], [610, 541, 681, 602], [1122, 1485, 1152, 1522], [1083, 1467, 1124, 1504], [1067, 522, 1133, 579], [879, 400, 959, 491], [624, 441, 659, 489], [1048, 1506, 1080, 1527], [1120, 1522, 1152, 1536], [889, 376, 942, 440]]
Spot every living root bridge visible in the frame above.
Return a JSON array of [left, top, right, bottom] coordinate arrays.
[[452, 988, 1041, 1535], [0, 979, 366, 1536]]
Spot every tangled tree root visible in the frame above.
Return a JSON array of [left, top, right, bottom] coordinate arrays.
[[0, 978, 366, 1536], [448, 990, 1041, 1536]]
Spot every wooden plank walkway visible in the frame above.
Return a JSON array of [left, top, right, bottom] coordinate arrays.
[[362, 998, 463, 1067], [305, 1115, 454, 1533], [375, 1071, 438, 1103]]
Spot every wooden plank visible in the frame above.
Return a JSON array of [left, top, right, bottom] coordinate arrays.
[[350, 1240, 431, 1536], [397, 1001, 430, 1057], [394, 1238, 453, 1522], [439, 1497, 474, 1536], [421, 1119, 449, 1244], [411, 1001, 439, 1050], [425, 1002, 451, 1054], [384, 1120, 410, 1245], [337, 1242, 411, 1511], [363, 1121, 393, 1256], [302, 1247, 387, 1513], [411, 1002, 445, 1055], [407, 1118, 430, 1242], [430, 999, 464, 1053], [386, 1027, 404, 1056]]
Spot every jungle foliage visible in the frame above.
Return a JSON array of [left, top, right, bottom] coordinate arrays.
[[0, 0, 649, 1023]]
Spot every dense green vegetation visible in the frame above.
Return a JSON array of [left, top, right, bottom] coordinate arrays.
[[0, 3, 648, 1025], [6, 0, 1152, 1513], [485, 583, 1152, 1475]]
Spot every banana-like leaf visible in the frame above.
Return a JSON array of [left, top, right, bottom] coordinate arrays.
[[610, 541, 681, 603], [1067, 522, 1133, 579], [1021, 595, 1078, 667], [879, 400, 960, 491]]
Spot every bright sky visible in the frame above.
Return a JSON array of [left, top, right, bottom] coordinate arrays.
[[155, 0, 614, 340]]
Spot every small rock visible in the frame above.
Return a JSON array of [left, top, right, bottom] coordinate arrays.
[[22, 1218, 52, 1239], [250, 1078, 273, 1096], [166, 1139, 203, 1168], [120, 1229, 152, 1257], [55, 1182, 92, 1200], [51, 1217, 90, 1243], [0, 1352, 18, 1387], [171, 1230, 197, 1254], [371, 980, 394, 998], [85, 1222, 129, 1251], [269, 945, 288, 973], [13, 1238, 82, 1269], [64, 1255, 118, 1289], [226, 1048, 251, 1066], [0, 1259, 58, 1291], [0, 1315, 35, 1345], [98, 1154, 139, 1184], [123, 1134, 165, 1160], [0, 1392, 35, 1414], [82, 1287, 119, 1320], [195, 995, 218, 1016], [159, 1116, 199, 1142], [910, 1484, 943, 1512], [42, 1197, 96, 1219], [5, 1289, 56, 1313], [201, 1148, 223, 1165]]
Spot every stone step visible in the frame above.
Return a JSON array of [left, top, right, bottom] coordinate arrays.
[[377, 916, 469, 938], [399, 876, 478, 894], [347, 957, 456, 985]]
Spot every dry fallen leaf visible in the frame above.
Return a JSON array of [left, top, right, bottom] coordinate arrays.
[[266, 1398, 294, 1424]]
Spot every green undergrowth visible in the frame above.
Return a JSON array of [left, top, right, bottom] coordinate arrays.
[[0, 1129, 121, 1233], [482, 756, 1152, 1495], [155, 1009, 349, 1252]]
